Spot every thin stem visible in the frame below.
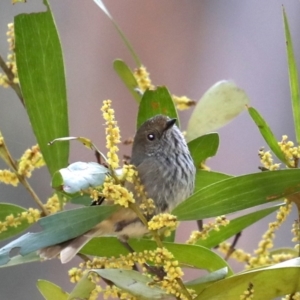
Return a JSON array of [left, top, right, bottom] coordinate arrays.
[[0, 136, 48, 216], [176, 278, 193, 300], [18, 176, 49, 216], [0, 53, 24, 107]]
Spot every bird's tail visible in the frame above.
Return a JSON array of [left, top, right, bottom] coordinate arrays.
[[38, 209, 142, 263], [39, 233, 92, 263]]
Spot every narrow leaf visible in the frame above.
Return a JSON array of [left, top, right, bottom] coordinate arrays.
[[248, 106, 291, 166], [0, 206, 117, 265], [196, 258, 300, 300], [14, 0, 69, 176], [196, 204, 283, 248], [173, 169, 300, 220], [188, 133, 219, 167], [186, 267, 228, 294], [283, 8, 300, 144], [37, 280, 69, 300], [113, 59, 141, 103], [93, 269, 169, 300], [81, 236, 131, 257], [68, 276, 95, 300], [93, 0, 141, 66], [70, 194, 94, 206], [186, 81, 249, 141], [137, 86, 179, 129], [194, 170, 232, 192], [0, 203, 30, 241], [0, 252, 40, 268]]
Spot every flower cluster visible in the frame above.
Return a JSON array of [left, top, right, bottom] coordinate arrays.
[[278, 135, 300, 167], [101, 100, 121, 169], [218, 242, 251, 264], [133, 65, 154, 92], [0, 207, 41, 234], [97, 285, 138, 300], [122, 164, 156, 215], [248, 200, 293, 269], [292, 220, 300, 243], [258, 148, 280, 170], [17, 144, 44, 177], [187, 215, 229, 244], [172, 95, 196, 111], [102, 176, 135, 207], [0, 140, 44, 186], [44, 194, 65, 214], [0, 23, 18, 88], [148, 213, 178, 237], [240, 283, 254, 300], [0, 169, 18, 186]]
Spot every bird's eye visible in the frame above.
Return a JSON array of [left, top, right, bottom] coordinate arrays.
[[147, 133, 155, 141]]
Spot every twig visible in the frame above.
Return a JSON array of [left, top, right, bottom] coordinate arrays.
[[0, 136, 48, 216], [0, 53, 24, 107]]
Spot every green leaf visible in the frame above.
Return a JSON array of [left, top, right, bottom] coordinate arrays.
[[92, 269, 169, 300], [173, 169, 300, 220], [283, 8, 300, 145], [93, 0, 141, 66], [81, 236, 131, 257], [195, 258, 300, 300], [113, 59, 141, 103], [186, 267, 228, 294], [14, 0, 69, 176], [70, 194, 93, 206], [0, 203, 30, 242], [196, 204, 283, 248], [137, 86, 179, 129], [51, 171, 63, 189], [248, 107, 291, 166], [186, 81, 249, 141], [37, 280, 69, 300], [68, 275, 95, 300], [0, 252, 40, 268], [194, 170, 232, 191], [0, 205, 117, 265], [129, 240, 233, 275], [188, 133, 219, 167]]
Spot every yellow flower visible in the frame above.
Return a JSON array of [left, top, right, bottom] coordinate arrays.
[[133, 65, 154, 92], [0, 169, 19, 186], [18, 145, 45, 177], [172, 95, 196, 111], [187, 215, 229, 244], [44, 194, 64, 214], [102, 176, 135, 207], [101, 100, 121, 169], [148, 213, 178, 236]]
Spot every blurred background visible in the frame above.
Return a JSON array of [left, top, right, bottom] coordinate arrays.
[[0, 0, 299, 299]]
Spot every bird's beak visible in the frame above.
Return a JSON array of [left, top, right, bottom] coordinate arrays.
[[165, 118, 177, 131]]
